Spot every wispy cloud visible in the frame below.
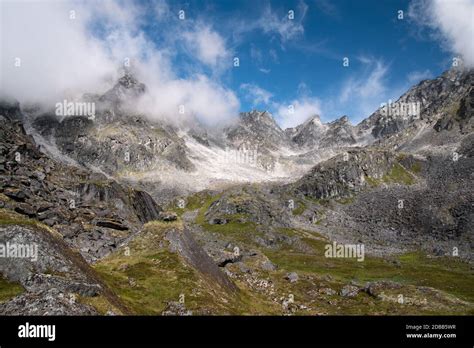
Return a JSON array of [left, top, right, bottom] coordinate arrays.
[[250, 44, 271, 73], [269, 49, 279, 63], [408, 0, 474, 67], [240, 83, 273, 106], [250, 44, 263, 64], [340, 58, 389, 104], [274, 96, 322, 129], [331, 57, 394, 121], [293, 38, 341, 61], [0, 0, 239, 126], [239, 81, 321, 129], [230, 0, 308, 47], [182, 24, 231, 69], [259, 0, 308, 44], [154, 0, 170, 20], [407, 69, 433, 84], [314, 0, 341, 20]]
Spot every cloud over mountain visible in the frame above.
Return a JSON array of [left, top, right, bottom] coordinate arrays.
[[409, 0, 474, 67], [0, 0, 239, 125]]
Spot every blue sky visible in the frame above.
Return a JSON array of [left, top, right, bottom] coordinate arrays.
[[2, 0, 472, 128], [135, 0, 469, 126]]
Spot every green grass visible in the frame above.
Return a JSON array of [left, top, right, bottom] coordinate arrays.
[[336, 196, 355, 205], [0, 208, 62, 238], [0, 275, 24, 303], [411, 162, 422, 174], [364, 163, 416, 187], [291, 201, 307, 216], [180, 188, 472, 314], [201, 218, 260, 245], [365, 176, 380, 187], [382, 163, 415, 185], [395, 252, 474, 303], [264, 234, 474, 306], [444, 100, 461, 117], [364, 162, 417, 187], [305, 196, 331, 206], [94, 219, 225, 314], [76, 294, 122, 315], [194, 194, 220, 224], [0, 193, 12, 203], [397, 153, 407, 161], [190, 193, 269, 246], [169, 192, 215, 216], [91, 217, 474, 315], [248, 228, 472, 315], [93, 220, 279, 315], [95, 249, 204, 314], [0, 210, 40, 227], [276, 227, 301, 237]]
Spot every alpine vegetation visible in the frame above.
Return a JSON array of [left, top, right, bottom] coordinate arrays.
[[0, 0, 472, 318]]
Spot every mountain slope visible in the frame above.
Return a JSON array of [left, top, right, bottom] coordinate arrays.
[[1, 67, 473, 315], [356, 68, 473, 148]]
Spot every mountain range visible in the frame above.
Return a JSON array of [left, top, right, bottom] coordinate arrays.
[[0, 67, 472, 315]]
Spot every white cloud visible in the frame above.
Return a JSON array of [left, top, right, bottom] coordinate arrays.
[[240, 83, 273, 106], [183, 24, 231, 69], [239, 81, 321, 129], [407, 69, 433, 83], [269, 49, 279, 63], [136, 75, 239, 127], [259, 1, 308, 43], [154, 0, 171, 20], [92, 0, 143, 30], [314, 0, 341, 19], [0, 0, 239, 126], [250, 45, 272, 74], [250, 45, 263, 63], [0, 1, 118, 104], [230, 1, 308, 47], [274, 97, 322, 129], [335, 58, 393, 121], [297, 82, 312, 96], [409, 0, 474, 67], [239, 78, 322, 129], [340, 59, 388, 103]]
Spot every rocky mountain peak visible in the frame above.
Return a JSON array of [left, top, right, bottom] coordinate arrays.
[[116, 72, 144, 90], [231, 110, 287, 144], [290, 114, 355, 149], [297, 114, 324, 129], [441, 66, 472, 83], [99, 72, 146, 105], [0, 99, 22, 122], [240, 110, 281, 130], [224, 110, 288, 158], [357, 68, 473, 141], [1, 65, 473, 317], [330, 115, 350, 125]]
